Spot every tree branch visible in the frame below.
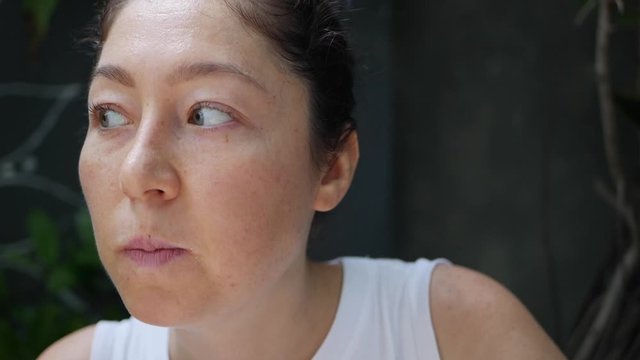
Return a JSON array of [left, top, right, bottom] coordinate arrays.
[[0, 83, 81, 164], [573, 0, 640, 358], [0, 174, 85, 207], [595, 181, 639, 244], [595, 1, 624, 188]]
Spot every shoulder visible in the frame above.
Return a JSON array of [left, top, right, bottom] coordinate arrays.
[[429, 264, 566, 360], [37, 324, 96, 360]]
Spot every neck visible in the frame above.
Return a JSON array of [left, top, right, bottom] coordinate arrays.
[[169, 258, 342, 360]]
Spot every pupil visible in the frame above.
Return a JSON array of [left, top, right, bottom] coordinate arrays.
[[195, 111, 203, 124]]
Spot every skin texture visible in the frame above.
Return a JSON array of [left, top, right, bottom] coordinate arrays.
[[431, 265, 567, 359], [37, 325, 95, 360], [39, 0, 566, 359]]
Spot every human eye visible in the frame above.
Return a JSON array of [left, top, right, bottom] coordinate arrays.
[[188, 104, 233, 127], [88, 104, 128, 129]]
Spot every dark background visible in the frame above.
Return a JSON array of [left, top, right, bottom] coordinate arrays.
[[1, 0, 636, 352]]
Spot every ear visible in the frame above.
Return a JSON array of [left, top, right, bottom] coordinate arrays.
[[314, 131, 360, 212]]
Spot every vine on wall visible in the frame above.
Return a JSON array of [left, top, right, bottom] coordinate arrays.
[[568, 0, 640, 358]]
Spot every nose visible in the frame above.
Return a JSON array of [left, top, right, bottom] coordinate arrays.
[[119, 124, 180, 203]]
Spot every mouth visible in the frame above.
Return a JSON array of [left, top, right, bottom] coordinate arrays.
[[121, 236, 188, 267]]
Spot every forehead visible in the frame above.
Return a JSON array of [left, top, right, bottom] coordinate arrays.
[[106, 0, 241, 44], [98, 0, 288, 92]]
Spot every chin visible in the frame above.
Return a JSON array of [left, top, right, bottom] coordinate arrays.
[[128, 308, 183, 328], [103, 253, 212, 327], [110, 271, 207, 327], [120, 290, 204, 327]]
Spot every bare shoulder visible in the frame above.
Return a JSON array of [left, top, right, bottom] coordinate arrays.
[[430, 264, 566, 360], [37, 324, 96, 360]]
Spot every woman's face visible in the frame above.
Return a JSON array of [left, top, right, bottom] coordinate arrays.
[[79, 0, 321, 326]]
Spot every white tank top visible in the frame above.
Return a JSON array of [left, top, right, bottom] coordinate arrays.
[[91, 257, 448, 360]]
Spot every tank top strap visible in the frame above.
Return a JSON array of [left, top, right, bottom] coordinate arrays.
[[313, 257, 374, 359], [314, 257, 450, 360], [408, 258, 450, 358]]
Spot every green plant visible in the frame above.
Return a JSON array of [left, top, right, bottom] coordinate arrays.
[[22, 0, 59, 49], [0, 209, 126, 359]]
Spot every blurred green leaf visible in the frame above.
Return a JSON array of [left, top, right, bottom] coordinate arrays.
[[73, 210, 101, 267], [0, 271, 7, 298], [614, 94, 640, 127], [22, 0, 59, 46], [73, 246, 99, 267], [2, 206, 127, 359], [616, 12, 640, 27], [15, 305, 37, 325], [27, 210, 59, 265], [33, 303, 61, 353], [75, 210, 94, 245], [47, 266, 77, 292], [0, 321, 19, 359]]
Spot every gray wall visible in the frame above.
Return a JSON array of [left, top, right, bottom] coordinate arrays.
[[310, 0, 394, 259], [393, 0, 634, 344]]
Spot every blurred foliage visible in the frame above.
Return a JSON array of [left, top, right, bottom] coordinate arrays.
[[22, 0, 59, 49], [0, 209, 126, 359], [618, 12, 640, 27], [574, 0, 639, 27]]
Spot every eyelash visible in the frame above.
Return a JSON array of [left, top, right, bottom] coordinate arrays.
[[87, 101, 240, 129], [88, 103, 120, 125], [188, 102, 236, 122]]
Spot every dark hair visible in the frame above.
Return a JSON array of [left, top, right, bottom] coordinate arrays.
[[88, 0, 357, 168]]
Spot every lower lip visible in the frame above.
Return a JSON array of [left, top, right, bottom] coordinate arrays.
[[123, 248, 187, 267]]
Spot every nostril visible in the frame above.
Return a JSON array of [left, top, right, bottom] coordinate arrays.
[[120, 165, 180, 202], [119, 140, 180, 202], [143, 187, 178, 201]]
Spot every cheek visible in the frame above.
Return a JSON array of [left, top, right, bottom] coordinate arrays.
[[78, 141, 94, 193], [188, 149, 316, 271], [79, 138, 120, 199], [78, 142, 102, 218], [78, 139, 122, 251]]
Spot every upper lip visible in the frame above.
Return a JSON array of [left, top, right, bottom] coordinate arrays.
[[122, 236, 185, 252]]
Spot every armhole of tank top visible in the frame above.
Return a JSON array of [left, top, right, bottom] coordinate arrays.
[[414, 258, 451, 360], [90, 320, 122, 360], [312, 257, 370, 359]]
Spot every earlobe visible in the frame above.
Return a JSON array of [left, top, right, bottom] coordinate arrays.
[[314, 131, 360, 212]]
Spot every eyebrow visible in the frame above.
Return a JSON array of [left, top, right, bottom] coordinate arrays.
[[92, 65, 135, 87], [91, 62, 267, 93], [168, 62, 267, 92]]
